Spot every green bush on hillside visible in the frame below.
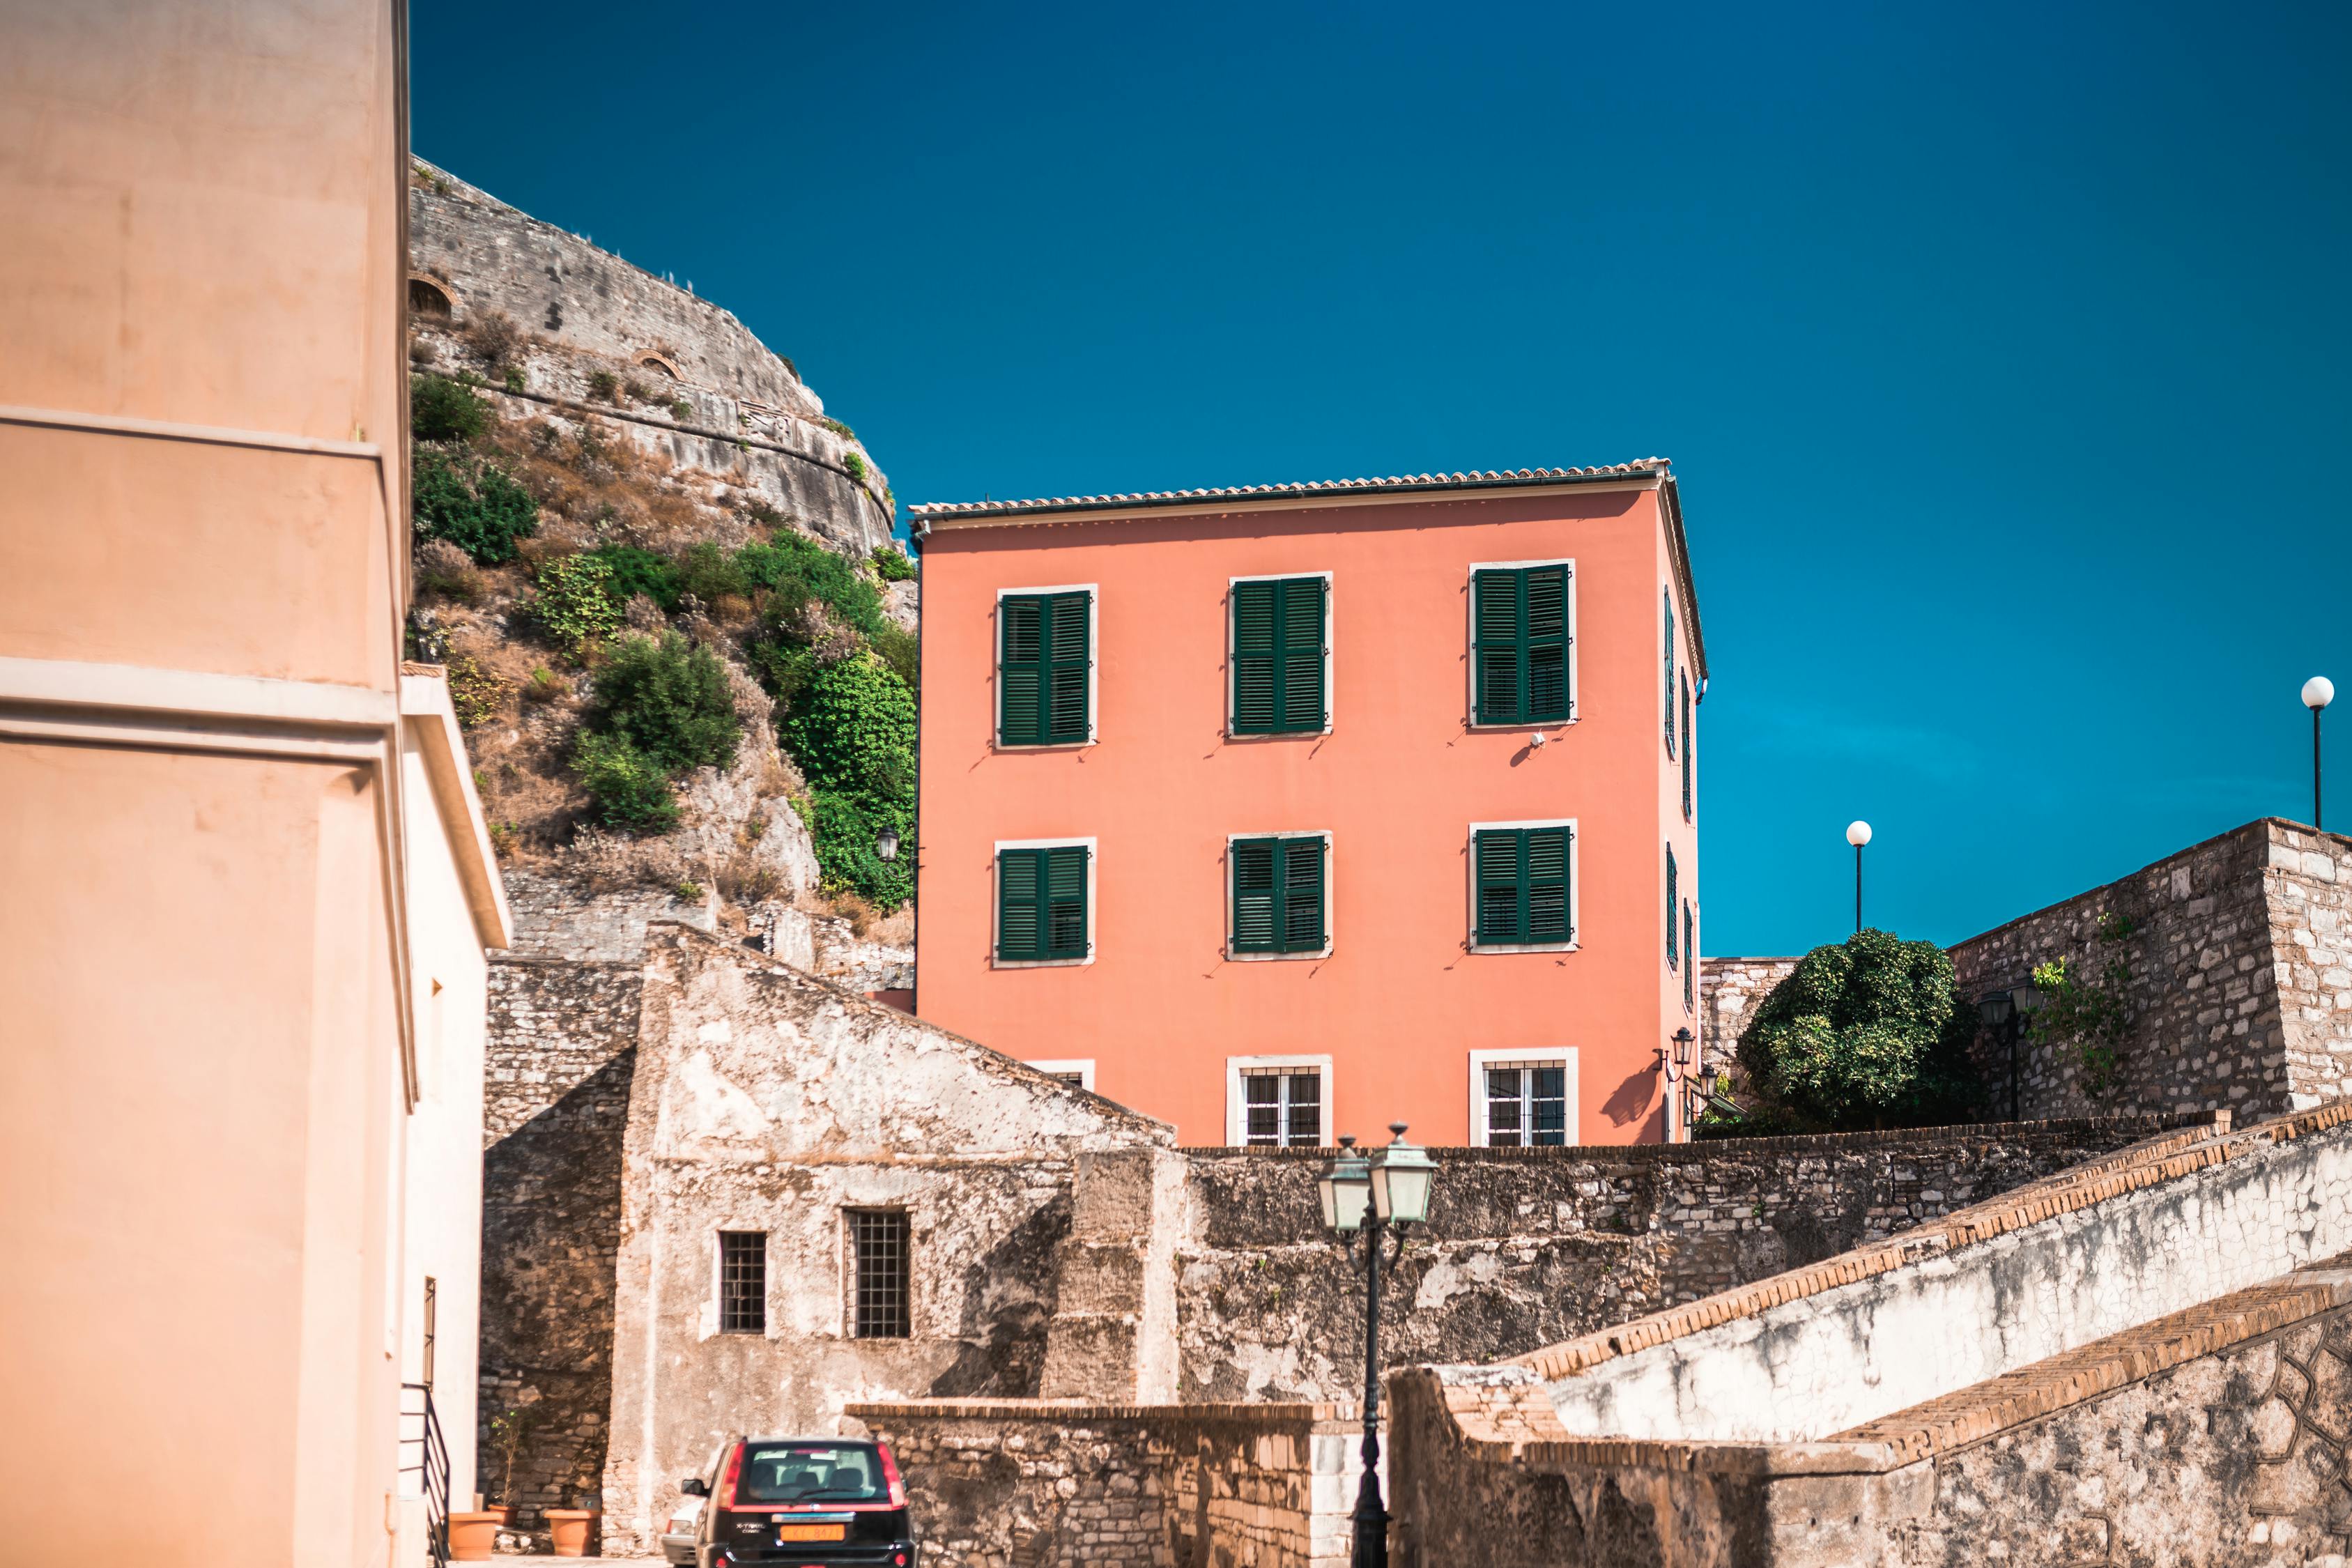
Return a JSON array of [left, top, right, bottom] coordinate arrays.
[[1735, 928, 1982, 1131], [410, 372, 489, 444], [413, 451, 539, 564], [587, 545, 683, 611], [587, 632, 741, 775], [676, 540, 753, 605], [528, 552, 623, 654], [736, 533, 884, 637], [782, 653, 915, 909], [807, 790, 912, 909], [571, 732, 679, 832], [870, 544, 916, 583]]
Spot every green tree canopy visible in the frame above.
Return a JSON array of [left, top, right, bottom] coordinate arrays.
[[1735, 928, 1982, 1130]]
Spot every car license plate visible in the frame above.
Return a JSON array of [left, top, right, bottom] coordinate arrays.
[[778, 1523, 847, 1542]]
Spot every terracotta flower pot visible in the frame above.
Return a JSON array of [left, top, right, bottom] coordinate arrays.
[[545, 1508, 598, 1558], [447, 1512, 501, 1562]]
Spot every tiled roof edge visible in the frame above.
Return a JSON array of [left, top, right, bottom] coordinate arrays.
[[909, 462, 1672, 521]]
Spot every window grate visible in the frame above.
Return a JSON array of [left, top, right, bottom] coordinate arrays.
[[1484, 1064, 1569, 1146], [1243, 1069, 1322, 1147], [719, 1231, 767, 1334], [848, 1210, 909, 1339]]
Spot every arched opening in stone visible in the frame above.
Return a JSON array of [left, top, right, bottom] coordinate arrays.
[[408, 276, 454, 318], [636, 352, 682, 379]]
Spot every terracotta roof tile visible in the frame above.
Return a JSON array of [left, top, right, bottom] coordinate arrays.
[[909, 461, 1673, 521]]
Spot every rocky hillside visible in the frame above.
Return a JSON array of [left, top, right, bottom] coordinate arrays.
[[402, 160, 914, 964]]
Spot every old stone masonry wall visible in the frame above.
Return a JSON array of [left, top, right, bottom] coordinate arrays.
[[1950, 818, 2352, 1121]]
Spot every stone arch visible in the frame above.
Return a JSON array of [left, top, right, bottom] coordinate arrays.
[[635, 351, 682, 379], [408, 275, 454, 318]]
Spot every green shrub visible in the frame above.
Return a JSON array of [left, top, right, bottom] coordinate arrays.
[[670, 398, 693, 422], [784, 652, 914, 803], [1735, 929, 1981, 1131], [745, 640, 818, 708], [868, 620, 918, 693], [820, 417, 856, 440], [588, 369, 620, 401], [411, 372, 489, 443], [736, 533, 884, 637], [676, 540, 753, 605], [808, 790, 912, 908], [843, 451, 868, 483], [870, 544, 916, 582], [571, 732, 679, 831], [529, 552, 624, 654], [445, 654, 507, 728], [502, 366, 526, 394], [587, 545, 682, 611], [587, 632, 740, 774], [413, 451, 539, 564]]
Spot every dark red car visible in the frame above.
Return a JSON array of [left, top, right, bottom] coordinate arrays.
[[679, 1436, 918, 1568]]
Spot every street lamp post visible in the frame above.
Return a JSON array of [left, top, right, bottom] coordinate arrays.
[[1316, 1123, 1436, 1568], [1845, 821, 1873, 933], [2306, 678, 2335, 832]]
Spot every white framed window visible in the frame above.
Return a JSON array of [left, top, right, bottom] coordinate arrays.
[[1467, 558, 1576, 729], [992, 837, 1096, 968], [1027, 1058, 1096, 1091], [1226, 1054, 1332, 1147], [1468, 819, 1578, 953], [994, 583, 1098, 748], [1469, 1050, 1578, 1146], [1227, 571, 1333, 737]]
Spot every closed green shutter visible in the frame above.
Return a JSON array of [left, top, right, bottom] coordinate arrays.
[[999, 592, 1091, 746], [1682, 674, 1693, 820], [997, 845, 1090, 961], [1666, 847, 1679, 966], [1474, 827, 1572, 946], [1473, 567, 1571, 725], [1230, 835, 1327, 954], [1663, 592, 1677, 752], [1231, 578, 1326, 735]]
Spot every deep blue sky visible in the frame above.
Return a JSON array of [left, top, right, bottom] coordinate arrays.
[[412, 0, 2351, 955]]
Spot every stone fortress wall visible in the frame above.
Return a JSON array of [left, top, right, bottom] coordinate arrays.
[[407, 160, 896, 557]]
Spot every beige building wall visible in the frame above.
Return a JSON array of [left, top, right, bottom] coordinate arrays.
[[0, 6, 508, 1567]]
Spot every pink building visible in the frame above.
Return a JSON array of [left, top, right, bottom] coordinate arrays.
[[911, 464, 1705, 1147]]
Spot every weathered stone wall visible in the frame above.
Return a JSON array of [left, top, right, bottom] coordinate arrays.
[[1173, 1116, 2204, 1403], [499, 869, 713, 964], [408, 160, 896, 555], [1697, 955, 1797, 1077], [599, 926, 1176, 1555], [1949, 818, 2352, 1121], [847, 1400, 1362, 1568]]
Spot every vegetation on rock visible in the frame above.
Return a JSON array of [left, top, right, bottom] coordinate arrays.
[[410, 371, 489, 443], [870, 544, 916, 582], [1730, 929, 1981, 1132], [571, 731, 679, 833], [585, 632, 741, 776], [783, 653, 914, 908], [528, 552, 624, 654]]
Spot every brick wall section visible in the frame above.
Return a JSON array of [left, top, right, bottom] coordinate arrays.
[[1172, 1115, 2204, 1403], [1697, 955, 1797, 1077], [1948, 818, 2352, 1121], [498, 870, 712, 964], [479, 951, 646, 1551], [847, 1400, 1360, 1568]]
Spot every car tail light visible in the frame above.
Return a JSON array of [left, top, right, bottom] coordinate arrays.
[[721, 1442, 744, 1507], [877, 1442, 907, 1509]]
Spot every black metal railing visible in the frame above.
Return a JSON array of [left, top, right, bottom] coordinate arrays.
[[401, 1381, 452, 1568]]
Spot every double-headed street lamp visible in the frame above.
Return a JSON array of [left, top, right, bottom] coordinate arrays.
[[1318, 1123, 1437, 1568]]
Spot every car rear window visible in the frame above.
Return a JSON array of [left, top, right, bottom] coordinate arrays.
[[735, 1443, 886, 1504]]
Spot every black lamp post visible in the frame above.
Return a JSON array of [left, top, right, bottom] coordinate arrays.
[[2307, 678, 2335, 831], [1845, 820, 1872, 933], [1317, 1123, 1436, 1568], [1659, 1027, 1695, 1139]]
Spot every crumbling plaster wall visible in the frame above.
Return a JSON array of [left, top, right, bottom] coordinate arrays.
[[1172, 1117, 2199, 1404], [600, 925, 1174, 1555], [1949, 818, 2352, 1121]]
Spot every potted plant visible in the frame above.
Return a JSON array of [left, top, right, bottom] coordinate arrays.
[[487, 1406, 537, 1523], [447, 1509, 500, 1563], [545, 1500, 599, 1558]]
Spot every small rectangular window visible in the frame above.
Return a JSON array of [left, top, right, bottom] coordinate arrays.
[[1242, 1069, 1323, 1147], [847, 1210, 909, 1339], [1230, 835, 1328, 955], [1666, 847, 1680, 968], [1484, 1063, 1569, 1147], [1472, 565, 1572, 725], [997, 845, 1090, 962], [719, 1231, 767, 1334], [998, 590, 1092, 745], [1473, 825, 1574, 948], [1231, 576, 1328, 734]]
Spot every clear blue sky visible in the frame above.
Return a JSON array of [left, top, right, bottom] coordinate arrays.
[[411, 0, 2351, 956]]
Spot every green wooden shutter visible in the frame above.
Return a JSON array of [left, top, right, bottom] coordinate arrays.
[[1232, 578, 1325, 735], [1473, 571, 1523, 724], [1046, 593, 1091, 743], [1476, 827, 1571, 946], [1282, 836, 1325, 951], [1664, 592, 1677, 751], [1231, 838, 1277, 952], [1231, 836, 1325, 953], [1681, 675, 1693, 820], [997, 849, 1041, 960], [1522, 565, 1569, 722], [999, 597, 1045, 746], [998, 845, 1089, 960], [1666, 847, 1679, 965]]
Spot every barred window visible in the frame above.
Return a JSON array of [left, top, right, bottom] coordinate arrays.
[[847, 1210, 909, 1339], [1243, 1068, 1322, 1147], [718, 1231, 767, 1334], [1484, 1063, 1569, 1147]]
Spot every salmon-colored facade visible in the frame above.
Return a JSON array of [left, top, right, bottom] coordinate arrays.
[[912, 468, 1705, 1147], [1, 6, 509, 1566]]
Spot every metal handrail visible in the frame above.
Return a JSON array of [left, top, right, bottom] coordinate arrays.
[[400, 1381, 453, 1568]]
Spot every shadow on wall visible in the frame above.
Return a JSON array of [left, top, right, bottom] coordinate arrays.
[[479, 1050, 636, 1552], [927, 1198, 1072, 1398]]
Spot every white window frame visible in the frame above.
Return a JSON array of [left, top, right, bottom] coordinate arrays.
[[1466, 817, 1581, 954], [1225, 1054, 1334, 1148], [1226, 571, 1335, 739], [1465, 558, 1577, 731], [993, 583, 1099, 749], [990, 836, 1098, 969], [1026, 1058, 1096, 1091], [1223, 830, 1335, 961], [1468, 1049, 1579, 1148]]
